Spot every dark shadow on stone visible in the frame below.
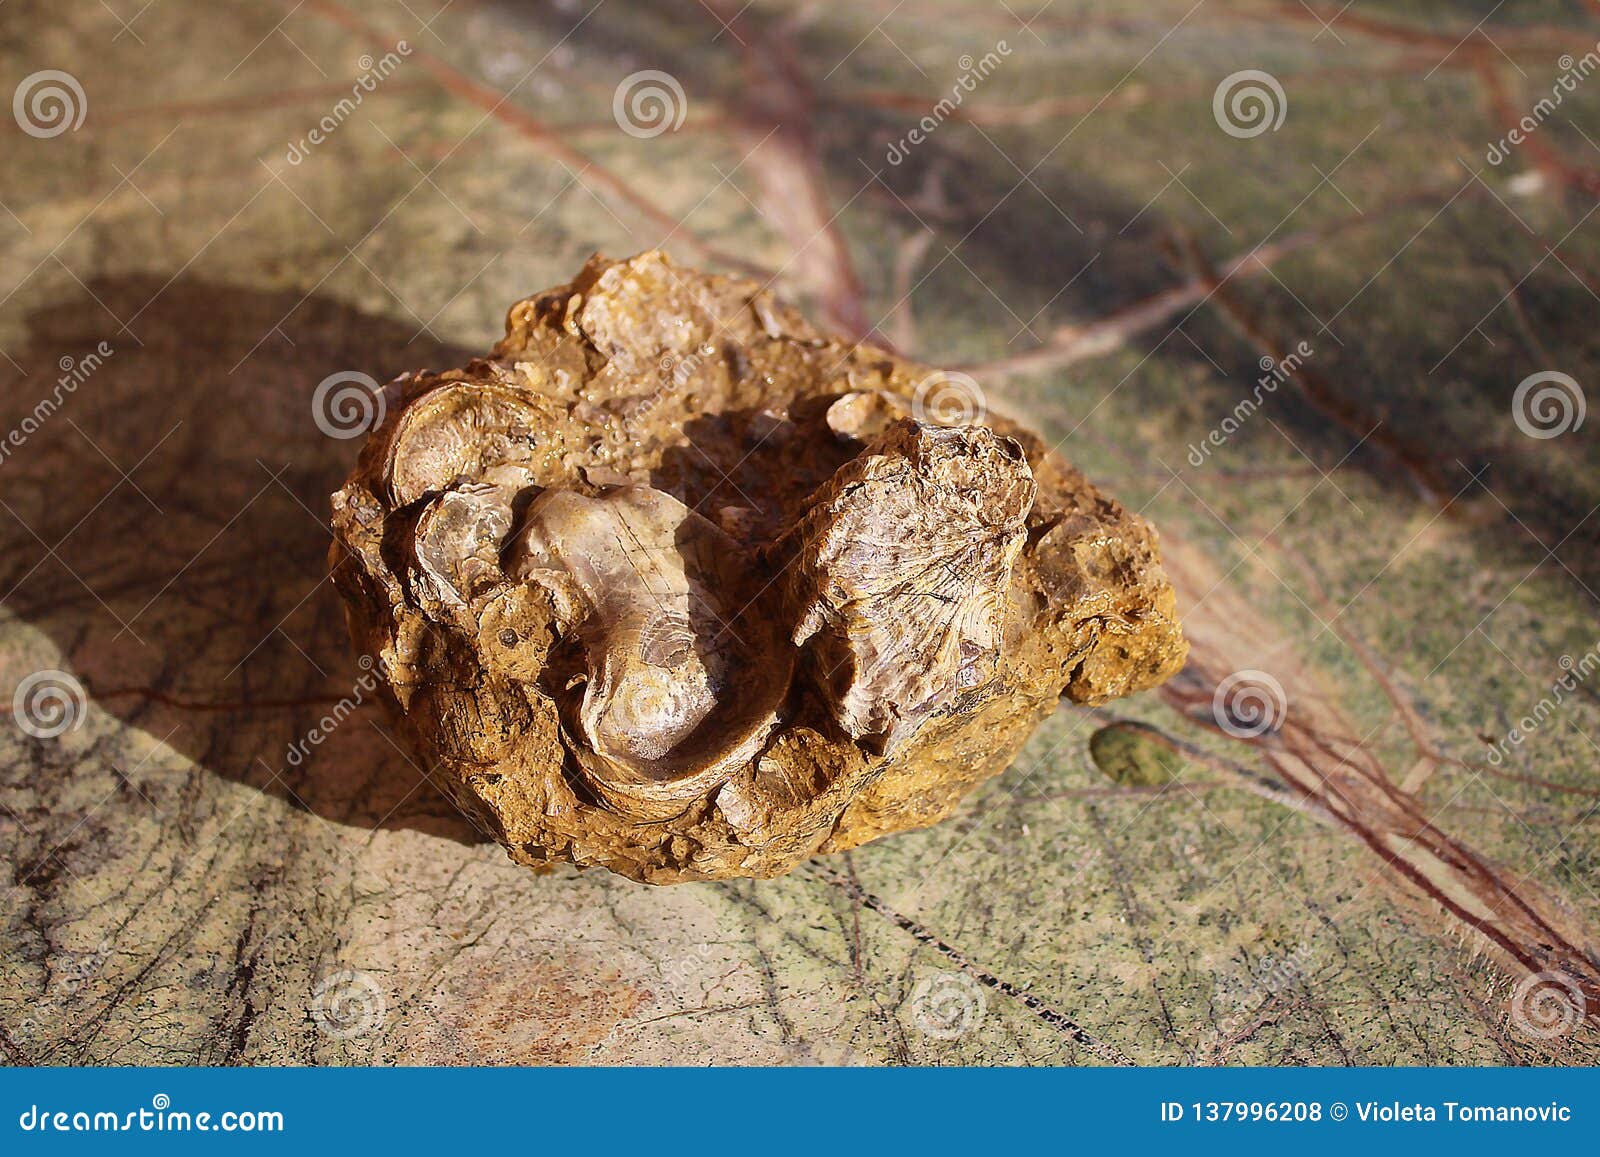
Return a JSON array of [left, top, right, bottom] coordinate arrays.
[[0, 275, 491, 844], [651, 403, 855, 538]]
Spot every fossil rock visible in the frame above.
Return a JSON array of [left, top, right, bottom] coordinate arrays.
[[329, 251, 1187, 883]]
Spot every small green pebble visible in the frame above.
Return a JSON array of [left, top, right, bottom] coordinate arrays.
[[1089, 723, 1184, 787]]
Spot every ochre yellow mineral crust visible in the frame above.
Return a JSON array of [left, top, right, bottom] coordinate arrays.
[[329, 251, 1187, 884]]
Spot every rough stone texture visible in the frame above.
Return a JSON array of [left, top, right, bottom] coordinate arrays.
[[329, 253, 1187, 883], [3, 0, 1600, 1066]]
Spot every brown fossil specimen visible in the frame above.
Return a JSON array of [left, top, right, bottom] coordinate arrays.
[[329, 251, 1187, 883]]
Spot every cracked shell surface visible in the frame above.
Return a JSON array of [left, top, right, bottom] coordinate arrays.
[[329, 251, 1188, 884]]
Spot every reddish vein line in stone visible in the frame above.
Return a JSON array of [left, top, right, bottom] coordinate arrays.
[[303, 0, 769, 278]]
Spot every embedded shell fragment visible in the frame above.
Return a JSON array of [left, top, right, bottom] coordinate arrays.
[[504, 485, 791, 822], [329, 251, 1187, 884], [780, 420, 1035, 755]]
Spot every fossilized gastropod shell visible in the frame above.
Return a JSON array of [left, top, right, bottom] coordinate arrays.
[[411, 472, 528, 612], [380, 379, 547, 507], [505, 485, 792, 820]]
